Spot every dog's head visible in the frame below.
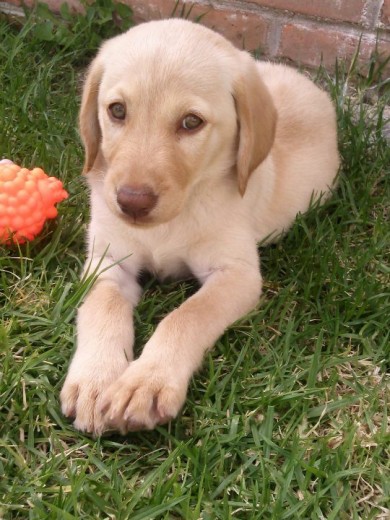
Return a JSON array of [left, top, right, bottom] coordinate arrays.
[[80, 19, 276, 226]]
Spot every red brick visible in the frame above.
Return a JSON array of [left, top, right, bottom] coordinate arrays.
[[128, 0, 269, 51], [381, 0, 390, 26], [199, 9, 270, 51], [6, 0, 270, 50], [123, 0, 173, 21], [279, 22, 390, 71], [3, 0, 390, 74], [249, 0, 366, 24]]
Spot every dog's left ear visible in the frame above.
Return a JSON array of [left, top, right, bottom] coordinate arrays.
[[234, 55, 277, 196]]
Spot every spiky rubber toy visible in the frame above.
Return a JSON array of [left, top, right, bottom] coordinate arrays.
[[0, 159, 68, 245]]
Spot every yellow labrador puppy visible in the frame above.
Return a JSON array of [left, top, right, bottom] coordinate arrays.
[[61, 19, 339, 435]]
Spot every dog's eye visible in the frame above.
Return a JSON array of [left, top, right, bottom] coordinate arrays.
[[181, 114, 203, 131], [108, 103, 126, 120]]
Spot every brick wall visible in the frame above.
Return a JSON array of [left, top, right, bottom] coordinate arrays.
[[3, 0, 390, 72]]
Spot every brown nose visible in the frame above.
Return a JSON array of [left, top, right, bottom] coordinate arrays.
[[117, 185, 158, 219]]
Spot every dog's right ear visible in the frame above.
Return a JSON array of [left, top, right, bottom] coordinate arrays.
[[79, 57, 104, 175]]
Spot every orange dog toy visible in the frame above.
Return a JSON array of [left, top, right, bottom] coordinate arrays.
[[0, 160, 68, 245]]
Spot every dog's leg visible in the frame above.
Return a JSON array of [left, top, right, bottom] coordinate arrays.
[[100, 252, 261, 433], [61, 263, 141, 435]]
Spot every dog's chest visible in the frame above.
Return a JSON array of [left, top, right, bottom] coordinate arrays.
[[146, 255, 190, 280], [116, 224, 194, 281], [142, 239, 190, 280]]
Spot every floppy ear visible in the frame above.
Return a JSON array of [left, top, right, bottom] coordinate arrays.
[[234, 56, 277, 195], [79, 57, 104, 175]]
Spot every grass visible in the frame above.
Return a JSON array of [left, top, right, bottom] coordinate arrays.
[[0, 7, 389, 520]]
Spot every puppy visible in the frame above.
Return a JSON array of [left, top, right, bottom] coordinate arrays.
[[60, 19, 339, 435]]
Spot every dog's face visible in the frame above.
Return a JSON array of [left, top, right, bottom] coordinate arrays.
[[80, 20, 276, 226]]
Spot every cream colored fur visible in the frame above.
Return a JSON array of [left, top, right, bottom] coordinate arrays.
[[60, 19, 339, 435]]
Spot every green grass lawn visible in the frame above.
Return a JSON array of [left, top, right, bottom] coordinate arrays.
[[0, 7, 389, 520]]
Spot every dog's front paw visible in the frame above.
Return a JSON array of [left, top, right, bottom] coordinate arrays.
[[100, 358, 188, 433], [60, 354, 129, 436]]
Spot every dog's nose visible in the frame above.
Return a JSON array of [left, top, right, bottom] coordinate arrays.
[[116, 185, 158, 219]]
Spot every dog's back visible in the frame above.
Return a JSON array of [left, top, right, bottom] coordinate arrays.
[[244, 62, 339, 242]]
